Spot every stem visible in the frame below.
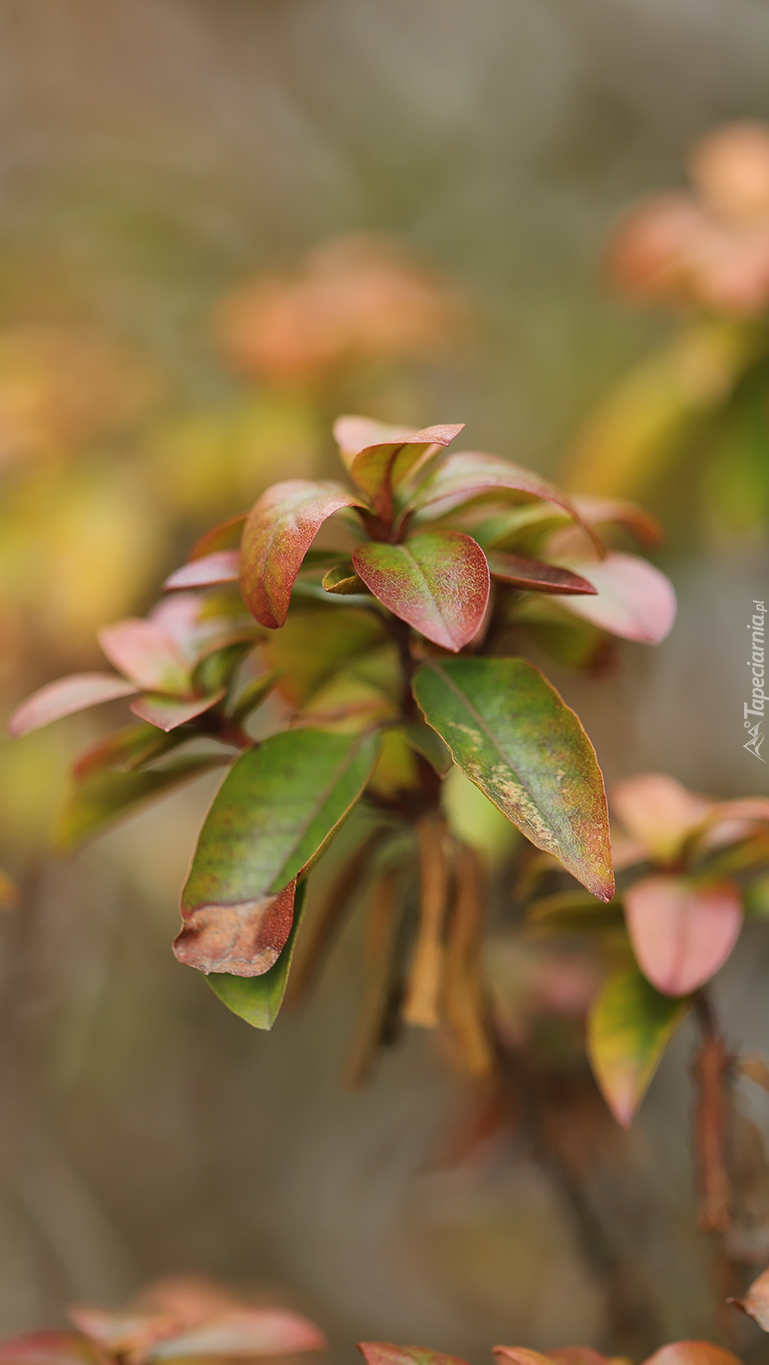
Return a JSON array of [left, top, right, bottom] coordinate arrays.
[[693, 989, 732, 1234], [387, 614, 418, 720]]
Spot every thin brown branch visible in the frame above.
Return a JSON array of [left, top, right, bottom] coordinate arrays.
[[693, 989, 733, 1234], [402, 814, 449, 1028], [443, 843, 494, 1076], [343, 868, 401, 1088]]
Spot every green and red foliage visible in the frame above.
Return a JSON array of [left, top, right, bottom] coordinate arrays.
[[9, 415, 676, 1068]]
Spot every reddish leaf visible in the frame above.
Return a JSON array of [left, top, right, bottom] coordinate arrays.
[[729, 1263, 769, 1329], [492, 1350, 552, 1365], [153, 1310, 327, 1358], [0, 1334, 107, 1365], [175, 881, 297, 978], [552, 552, 676, 644], [240, 480, 365, 629], [98, 621, 192, 696], [334, 415, 464, 519], [486, 551, 597, 596], [411, 451, 604, 554], [549, 1350, 618, 1365], [358, 1346, 468, 1365], [353, 530, 489, 651], [130, 691, 226, 732], [625, 875, 743, 996], [189, 513, 247, 559], [611, 773, 714, 863], [8, 673, 138, 737], [641, 1346, 742, 1365], [164, 551, 240, 591]]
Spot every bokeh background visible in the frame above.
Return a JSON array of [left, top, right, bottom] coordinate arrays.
[[1, 1, 769, 1361]]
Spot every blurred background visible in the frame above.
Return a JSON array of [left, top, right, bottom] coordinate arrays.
[[1, 0, 769, 1361]]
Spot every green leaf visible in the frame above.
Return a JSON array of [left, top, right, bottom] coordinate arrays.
[[72, 723, 187, 779], [228, 669, 282, 724], [333, 416, 463, 521], [322, 562, 366, 595], [587, 966, 690, 1126], [401, 721, 452, 777], [207, 880, 308, 1029], [240, 480, 365, 628], [353, 530, 489, 651], [263, 607, 386, 706], [176, 728, 381, 975], [55, 758, 224, 852], [413, 657, 614, 900]]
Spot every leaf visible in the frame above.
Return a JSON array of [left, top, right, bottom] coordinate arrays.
[[413, 657, 614, 900], [176, 728, 381, 975], [492, 1350, 554, 1365], [0, 1332, 108, 1365], [641, 1346, 742, 1365], [572, 496, 663, 547], [72, 723, 186, 778], [411, 451, 604, 554], [353, 530, 489, 651], [322, 562, 365, 595], [153, 1308, 327, 1359], [130, 691, 226, 733], [228, 670, 282, 724], [552, 552, 677, 644], [549, 1350, 622, 1365], [729, 1264, 769, 1329], [189, 513, 247, 559], [164, 551, 240, 591], [401, 721, 452, 776], [611, 773, 714, 863], [624, 875, 743, 997], [486, 551, 597, 596], [67, 1307, 178, 1361], [240, 480, 365, 628], [587, 965, 690, 1126], [98, 620, 192, 695], [207, 881, 308, 1029], [357, 1345, 469, 1365], [334, 415, 464, 520], [8, 673, 139, 737], [55, 758, 224, 852], [263, 607, 386, 706]]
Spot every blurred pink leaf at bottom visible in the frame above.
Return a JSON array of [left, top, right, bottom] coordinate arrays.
[[359, 1346, 468, 1365], [641, 1345, 743, 1365], [0, 1333, 108, 1365], [625, 875, 743, 996], [152, 1310, 327, 1358]]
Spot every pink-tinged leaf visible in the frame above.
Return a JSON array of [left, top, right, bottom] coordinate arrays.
[[492, 1349, 553, 1365], [334, 416, 464, 520], [587, 966, 690, 1126], [164, 552, 240, 591], [0, 1334, 107, 1365], [130, 690, 226, 732], [190, 513, 247, 560], [611, 773, 714, 863], [358, 1346, 469, 1365], [412, 452, 604, 555], [625, 875, 743, 997], [68, 1308, 179, 1360], [641, 1346, 742, 1365], [486, 551, 597, 596], [552, 552, 676, 644], [352, 530, 489, 651], [549, 1350, 618, 1365], [240, 480, 365, 629], [8, 673, 139, 737], [729, 1263, 769, 1329], [154, 1310, 327, 1359], [98, 621, 192, 696], [572, 496, 663, 548]]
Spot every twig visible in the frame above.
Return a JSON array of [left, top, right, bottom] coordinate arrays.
[[402, 815, 449, 1028], [693, 989, 733, 1233]]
